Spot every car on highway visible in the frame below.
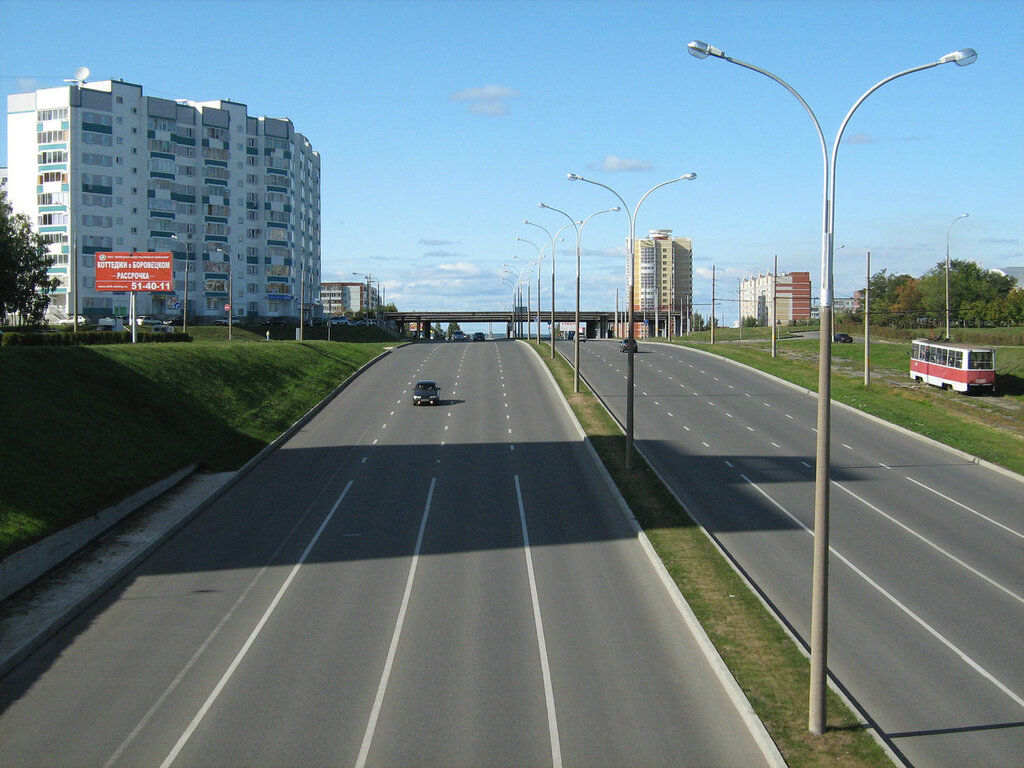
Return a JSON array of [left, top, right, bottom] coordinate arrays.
[[833, 333, 853, 343], [473, 332, 485, 341], [619, 338, 638, 353], [451, 330, 466, 341], [412, 380, 441, 406]]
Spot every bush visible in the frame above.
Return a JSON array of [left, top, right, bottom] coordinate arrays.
[[1, 330, 192, 346]]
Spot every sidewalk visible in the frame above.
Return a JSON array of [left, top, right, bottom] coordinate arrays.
[[0, 472, 234, 678]]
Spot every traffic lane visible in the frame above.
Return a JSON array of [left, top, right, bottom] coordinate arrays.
[[0, 428, 370, 766], [622, 346, 1024, 695], [577, 348, 1024, 765]]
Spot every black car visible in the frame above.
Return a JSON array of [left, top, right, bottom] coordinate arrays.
[[619, 338, 638, 353], [472, 332, 485, 341], [261, 318, 286, 326], [833, 333, 853, 343], [412, 380, 441, 406]]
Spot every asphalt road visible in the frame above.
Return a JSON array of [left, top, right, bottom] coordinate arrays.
[[559, 338, 1024, 768], [0, 339, 774, 768]]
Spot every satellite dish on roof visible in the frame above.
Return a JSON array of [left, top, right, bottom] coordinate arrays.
[[73, 66, 89, 82]]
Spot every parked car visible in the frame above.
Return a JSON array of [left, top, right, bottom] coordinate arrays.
[[261, 318, 286, 326], [330, 316, 350, 326], [473, 332, 485, 341], [619, 338, 638, 353], [412, 380, 441, 406], [214, 318, 230, 326], [833, 333, 853, 343]]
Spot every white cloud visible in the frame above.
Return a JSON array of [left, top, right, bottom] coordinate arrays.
[[845, 133, 879, 145], [418, 238, 460, 246], [598, 155, 653, 172], [450, 84, 519, 116]]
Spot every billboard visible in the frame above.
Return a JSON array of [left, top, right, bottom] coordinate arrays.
[[96, 252, 173, 292]]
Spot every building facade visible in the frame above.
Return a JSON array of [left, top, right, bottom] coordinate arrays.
[[321, 281, 379, 316], [738, 271, 812, 326], [628, 230, 692, 336], [6, 79, 320, 323]]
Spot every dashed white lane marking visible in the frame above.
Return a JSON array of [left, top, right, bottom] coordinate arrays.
[[879, 462, 893, 470], [701, 441, 710, 448], [726, 413, 733, 418], [514, 475, 563, 768], [742, 474, 1024, 710], [724, 460, 733, 468], [355, 479, 436, 768], [159, 482, 354, 768], [786, 414, 794, 419], [771, 442, 781, 448], [842, 443, 854, 450], [361, 457, 368, 463], [683, 426, 690, 431], [746, 426, 755, 432], [372, 439, 378, 445]]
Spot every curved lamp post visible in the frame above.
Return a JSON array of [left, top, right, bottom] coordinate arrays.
[[567, 172, 697, 463], [512, 254, 538, 341], [946, 213, 969, 340], [687, 38, 977, 735], [538, 203, 618, 392], [524, 219, 577, 358], [514, 239, 544, 342]]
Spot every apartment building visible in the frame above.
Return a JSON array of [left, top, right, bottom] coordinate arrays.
[[6, 79, 320, 323], [738, 271, 812, 325], [321, 281, 379, 316], [628, 230, 693, 336]]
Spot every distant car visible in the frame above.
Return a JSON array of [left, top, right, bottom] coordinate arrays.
[[473, 332, 485, 341], [162, 317, 182, 326], [412, 380, 441, 406], [833, 333, 853, 343], [452, 330, 466, 341], [619, 338, 638, 353], [214, 318, 230, 326], [261, 318, 286, 326], [330, 317, 350, 326]]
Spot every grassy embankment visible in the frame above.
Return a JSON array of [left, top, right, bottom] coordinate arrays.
[[668, 330, 1024, 474], [0, 340, 390, 559], [527, 340, 890, 768]]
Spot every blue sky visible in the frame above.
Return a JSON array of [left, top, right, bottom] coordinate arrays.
[[2, 0, 1022, 324]]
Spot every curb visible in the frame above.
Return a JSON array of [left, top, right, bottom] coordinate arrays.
[[0, 345, 400, 681], [519, 341, 788, 768]]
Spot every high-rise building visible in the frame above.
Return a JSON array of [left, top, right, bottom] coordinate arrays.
[[629, 230, 692, 336], [321, 281, 379, 316], [738, 271, 812, 326], [6, 79, 320, 323]]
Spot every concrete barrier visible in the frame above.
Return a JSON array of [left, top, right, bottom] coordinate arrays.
[[0, 464, 196, 602]]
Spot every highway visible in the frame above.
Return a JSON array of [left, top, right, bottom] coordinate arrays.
[[0, 339, 775, 767], [558, 338, 1024, 768]]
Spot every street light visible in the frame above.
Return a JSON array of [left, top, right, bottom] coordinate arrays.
[[170, 234, 191, 334], [207, 245, 232, 340], [567, 172, 697, 462], [946, 213, 969, 340], [524, 219, 576, 358], [688, 37, 977, 735], [515, 238, 546, 343]]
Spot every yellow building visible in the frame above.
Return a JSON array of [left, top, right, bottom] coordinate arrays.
[[629, 230, 693, 336]]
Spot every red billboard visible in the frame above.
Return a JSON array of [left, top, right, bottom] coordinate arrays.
[[95, 252, 174, 292]]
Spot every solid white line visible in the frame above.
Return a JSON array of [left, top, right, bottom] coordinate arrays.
[[904, 476, 1024, 540], [355, 478, 436, 768], [514, 475, 562, 768], [740, 474, 1024, 709], [159, 481, 354, 768], [833, 480, 1024, 606]]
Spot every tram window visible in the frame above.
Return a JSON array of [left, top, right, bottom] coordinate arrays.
[[953, 351, 963, 368], [969, 351, 993, 370]]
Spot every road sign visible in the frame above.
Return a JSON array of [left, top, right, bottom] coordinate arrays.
[[96, 252, 173, 292], [224, 304, 230, 311], [172, 302, 180, 310]]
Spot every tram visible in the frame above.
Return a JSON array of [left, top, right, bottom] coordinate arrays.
[[909, 339, 996, 393]]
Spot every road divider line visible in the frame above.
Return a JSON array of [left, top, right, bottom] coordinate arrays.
[[740, 474, 1024, 709], [158, 481, 354, 768], [904, 476, 1024, 540], [355, 478, 436, 768], [833, 480, 1024, 606], [514, 475, 562, 768]]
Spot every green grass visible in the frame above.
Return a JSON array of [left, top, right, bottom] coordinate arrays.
[[668, 336, 1024, 474], [0, 340, 390, 558], [527, 341, 891, 768]]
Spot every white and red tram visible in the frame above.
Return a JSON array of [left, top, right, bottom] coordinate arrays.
[[909, 338, 996, 393]]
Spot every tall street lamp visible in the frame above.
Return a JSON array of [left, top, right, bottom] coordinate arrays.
[[688, 38, 977, 735], [524, 219, 575, 358], [567, 172, 697, 465], [946, 212, 969, 340], [209, 245, 232, 340], [514, 240, 544, 342], [170, 233, 190, 334]]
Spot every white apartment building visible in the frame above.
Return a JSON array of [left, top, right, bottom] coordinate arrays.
[[629, 230, 693, 336], [321, 281, 379, 316], [6, 79, 320, 323], [739, 271, 813, 326]]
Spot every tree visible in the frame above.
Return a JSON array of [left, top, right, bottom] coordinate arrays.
[[445, 321, 461, 339], [0, 190, 59, 324], [890, 278, 924, 328], [741, 315, 759, 328], [918, 259, 1017, 326]]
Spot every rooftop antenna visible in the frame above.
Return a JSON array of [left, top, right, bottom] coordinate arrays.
[[64, 66, 89, 86]]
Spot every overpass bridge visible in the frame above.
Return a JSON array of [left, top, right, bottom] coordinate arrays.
[[384, 309, 618, 339]]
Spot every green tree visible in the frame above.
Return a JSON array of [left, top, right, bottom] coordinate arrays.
[[445, 321, 461, 339], [917, 259, 1017, 326], [0, 190, 59, 324], [866, 269, 916, 326]]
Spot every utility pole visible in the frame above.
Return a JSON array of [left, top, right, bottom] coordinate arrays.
[[864, 250, 871, 386], [711, 265, 716, 345], [771, 255, 778, 358]]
